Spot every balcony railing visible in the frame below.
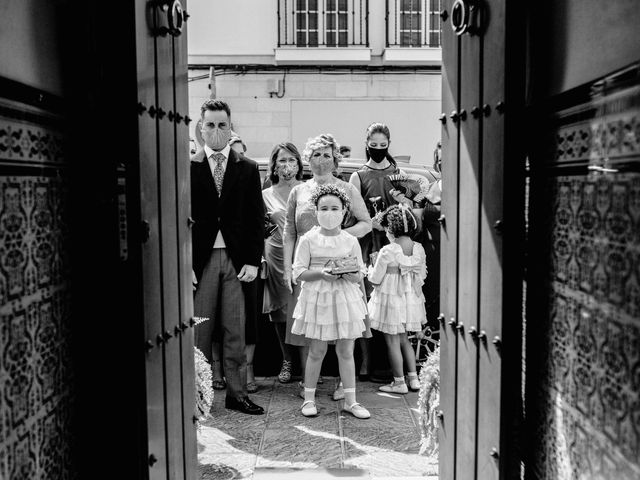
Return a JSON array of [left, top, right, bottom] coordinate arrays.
[[277, 0, 369, 48], [386, 0, 442, 48]]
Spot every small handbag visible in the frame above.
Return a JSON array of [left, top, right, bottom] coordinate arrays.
[[324, 256, 360, 275]]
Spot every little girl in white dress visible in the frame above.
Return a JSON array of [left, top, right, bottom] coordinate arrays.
[[291, 184, 371, 419], [367, 204, 427, 394]]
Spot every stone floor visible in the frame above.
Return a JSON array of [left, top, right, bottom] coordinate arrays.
[[197, 377, 439, 479]]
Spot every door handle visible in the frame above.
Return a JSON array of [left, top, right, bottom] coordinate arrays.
[[152, 0, 185, 37], [166, 0, 185, 37], [451, 0, 480, 36]]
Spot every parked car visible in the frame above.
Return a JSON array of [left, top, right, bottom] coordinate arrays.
[[258, 158, 439, 189]]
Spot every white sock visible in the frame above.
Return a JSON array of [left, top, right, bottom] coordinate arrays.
[[344, 387, 356, 406], [394, 376, 406, 384], [304, 387, 316, 402]]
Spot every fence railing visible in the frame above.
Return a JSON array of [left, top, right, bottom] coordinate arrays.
[[277, 0, 369, 47], [386, 0, 442, 48]]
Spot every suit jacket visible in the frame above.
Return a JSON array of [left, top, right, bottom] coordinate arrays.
[[191, 148, 265, 281]]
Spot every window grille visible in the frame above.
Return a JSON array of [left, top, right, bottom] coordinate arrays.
[[278, 0, 369, 47]]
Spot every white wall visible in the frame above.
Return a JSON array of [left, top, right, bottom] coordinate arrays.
[[188, 0, 277, 57], [188, 71, 442, 165], [291, 99, 440, 163]]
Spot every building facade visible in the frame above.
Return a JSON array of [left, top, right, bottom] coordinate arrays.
[[188, 0, 442, 163]]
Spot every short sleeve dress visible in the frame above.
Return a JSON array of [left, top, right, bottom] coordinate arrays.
[[282, 177, 372, 345], [291, 227, 368, 340], [367, 242, 428, 334]]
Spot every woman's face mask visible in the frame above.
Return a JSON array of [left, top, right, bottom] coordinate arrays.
[[367, 146, 388, 163], [309, 146, 335, 176], [366, 132, 390, 163], [275, 150, 299, 181], [278, 163, 298, 181]]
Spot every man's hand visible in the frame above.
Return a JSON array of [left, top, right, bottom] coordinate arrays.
[[237, 264, 258, 282], [192, 270, 198, 291]]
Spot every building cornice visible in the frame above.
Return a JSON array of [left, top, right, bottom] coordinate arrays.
[[188, 64, 442, 74]]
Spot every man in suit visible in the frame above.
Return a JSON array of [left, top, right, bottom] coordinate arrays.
[[191, 100, 265, 415]]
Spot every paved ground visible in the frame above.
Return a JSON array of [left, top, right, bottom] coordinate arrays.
[[197, 376, 438, 479]]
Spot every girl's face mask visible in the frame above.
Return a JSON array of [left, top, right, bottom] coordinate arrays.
[[316, 194, 345, 230], [317, 210, 344, 230]]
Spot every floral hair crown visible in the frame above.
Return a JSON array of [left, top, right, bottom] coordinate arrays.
[[309, 184, 351, 210]]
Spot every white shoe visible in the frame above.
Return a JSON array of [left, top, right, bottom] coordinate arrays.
[[301, 400, 317, 417], [379, 382, 408, 394], [343, 402, 370, 419], [408, 377, 420, 391]]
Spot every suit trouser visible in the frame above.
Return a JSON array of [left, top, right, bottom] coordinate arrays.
[[194, 248, 247, 400]]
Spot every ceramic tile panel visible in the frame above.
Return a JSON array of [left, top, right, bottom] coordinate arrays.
[[528, 73, 640, 479], [0, 96, 73, 478]]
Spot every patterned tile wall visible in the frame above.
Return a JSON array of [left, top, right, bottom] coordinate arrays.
[[529, 80, 640, 479], [0, 99, 74, 479]]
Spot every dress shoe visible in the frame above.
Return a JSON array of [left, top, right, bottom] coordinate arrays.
[[301, 400, 318, 417], [225, 396, 264, 415], [379, 381, 408, 394], [408, 377, 421, 391], [343, 402, 371, 419]]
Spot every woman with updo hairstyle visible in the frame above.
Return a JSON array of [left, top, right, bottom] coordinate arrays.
[[283, 133, 372, 395], [348, 122, 405, 381], [262, 142, 304, 383]]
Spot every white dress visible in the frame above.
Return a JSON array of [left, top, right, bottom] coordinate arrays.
[[367, 242, 427, 334], [291, 227, 368, 340]]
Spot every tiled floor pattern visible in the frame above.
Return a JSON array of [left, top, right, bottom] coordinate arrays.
[[198, 377, 438, 479]]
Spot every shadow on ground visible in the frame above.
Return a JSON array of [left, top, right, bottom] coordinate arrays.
[[197, 377, 438, 479]]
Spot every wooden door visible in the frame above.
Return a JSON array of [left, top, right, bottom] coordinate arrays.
[[135, 1, 196, 478], [438, 1, 525, 478]]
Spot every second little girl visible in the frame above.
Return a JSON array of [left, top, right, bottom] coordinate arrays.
[[291, 184, 371, 419], [367, 204, 427, 394]]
